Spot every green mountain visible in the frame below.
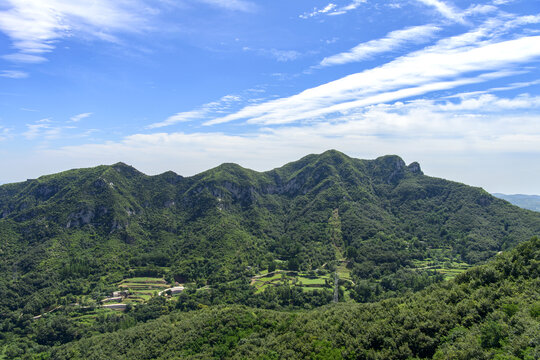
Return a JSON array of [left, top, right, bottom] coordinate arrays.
[[1, 150, 539, 357], [493, 193, 540, 212]]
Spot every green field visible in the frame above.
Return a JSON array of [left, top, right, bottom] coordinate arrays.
[[117, 277, 171, 304], [251, 263, 353, 294], [411, 257, 470, 280]]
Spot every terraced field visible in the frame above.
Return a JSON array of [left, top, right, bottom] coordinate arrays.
[[118, 277, 171, 304], [411, 259, 470, 279], [251, 262, 353, 294]]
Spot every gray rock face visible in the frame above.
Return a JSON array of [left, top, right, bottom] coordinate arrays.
[[66, 206, 109, 228], [34, 184, 59, 201], [407, 162, 423, 175], [66, 208, 95, 228]]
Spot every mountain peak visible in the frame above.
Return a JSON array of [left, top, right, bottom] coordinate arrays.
[[407, 161, 423, 175], [319, 149, 349, 158], [109, 162, 144, 178]]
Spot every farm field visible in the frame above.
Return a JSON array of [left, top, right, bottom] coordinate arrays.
[[118, 277, 171, 304], [251, 261, 353, 295], [411, 258, 471, 279]]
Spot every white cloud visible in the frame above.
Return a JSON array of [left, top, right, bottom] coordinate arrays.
[[243, 47, 302, 62], [0, 0, 150, 63], [22, 118, 77, 140], [300, 0, 366, 18], [23, 119, 54, 140], [0, 70, 28, 78], [439, 93, 540, 111], [329, 0, 367, 16], [149, 110, 207, 129], [17, 91, 539, 193], [2, 53, 47, 63], [205, 16, 540, 127], [70, 112, 92, 123], [416, 0, 466, 24], [300, 3, 337, 19], [0, 126, 11, 141], [267, 49, 302, 62], [51, 96, 540, 161], [147, 95, 243, 129], [464, 4, 497, 16], [197, 0, 256, 12], [319, 25, 441, 67]]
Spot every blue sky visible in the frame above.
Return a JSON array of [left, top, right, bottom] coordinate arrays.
[[1, 0, 539, 193]]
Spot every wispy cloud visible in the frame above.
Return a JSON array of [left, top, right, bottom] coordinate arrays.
[[23, 119, 56, 140], [319, 25, 441, 67], [300, 0, 366, 18], [243, 47, 302, 62], [492, 0, 513, 5], [70, 112, 92, 123], [0, 0, 150, 63], [1, 54, 47, 63], [416, 0, 466, 24], [438, 93, 540, 111], [147, 95, 243, 129], [0, 126, 11, 141], [330, 0, 367, 15], [197, 0, 256, 12], [30, 90, 540, 194], [0, 70, 28, 78], [300, 3, 337, 19], [205, 16, 540, 126]]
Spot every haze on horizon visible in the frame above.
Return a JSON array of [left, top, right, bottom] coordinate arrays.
[[0, 0, 539, 194]]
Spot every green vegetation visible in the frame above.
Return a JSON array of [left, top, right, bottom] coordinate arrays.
[[48, 237, 540, 359], [0, 150, 539, 358], [118, 277, 170, 304]]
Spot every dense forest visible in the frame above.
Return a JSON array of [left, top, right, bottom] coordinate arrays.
[[1, 150, 539, 358], [21, 237, 540, 359]]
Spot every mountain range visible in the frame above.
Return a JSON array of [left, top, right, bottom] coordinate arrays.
[[1, 150, 539, 358], [493, 193, 540, 212]]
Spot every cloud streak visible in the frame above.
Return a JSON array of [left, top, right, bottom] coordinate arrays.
[[319, 25, 441, 67], [0, 0, 150, 63], [243, 47, 302, 62], [20, 90, 539, 194], [300, 0, 366, 18], [147, 95, 243, 129], [197, 0, 256, 12], [205, 17, 540, 126], [416, 0, 466, 24], [70, 113, 92, 123], [0, 70, 28, 78]]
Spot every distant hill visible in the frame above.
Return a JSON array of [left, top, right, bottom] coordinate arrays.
[[493, 193, 540, 212]]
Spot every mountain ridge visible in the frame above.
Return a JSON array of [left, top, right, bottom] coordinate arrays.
[[0, 150, 539, 312], [1, 150, 539, 358], [493, 193, 540, 212]]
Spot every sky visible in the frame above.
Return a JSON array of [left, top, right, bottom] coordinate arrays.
[[0, 0, 539, 194]]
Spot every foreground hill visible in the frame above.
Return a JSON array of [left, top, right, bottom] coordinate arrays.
[[493, 193, 540, 212], [49, 237, 540, 359]]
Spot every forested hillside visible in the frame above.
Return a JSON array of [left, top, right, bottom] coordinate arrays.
[[48, 237, 540, 359], [1, 150, 539, 358]]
